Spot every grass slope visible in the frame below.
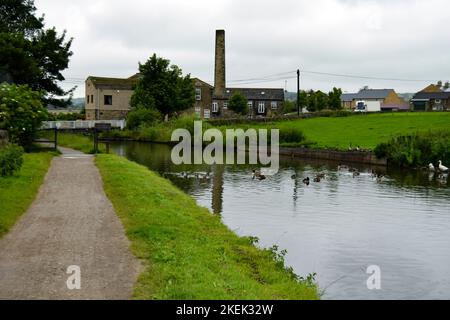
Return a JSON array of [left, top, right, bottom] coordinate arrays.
[[96, 154, 318, 300], [264, 112, 450, 150], [0, 152, 54, 237]]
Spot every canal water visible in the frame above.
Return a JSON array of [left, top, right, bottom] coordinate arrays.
[[110, 141, 450, 300]]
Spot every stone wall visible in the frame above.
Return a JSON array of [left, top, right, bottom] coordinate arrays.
[[85, 109, 129, 120], [278, 147, 387, 166]]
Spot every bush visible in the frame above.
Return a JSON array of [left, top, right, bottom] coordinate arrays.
[[279, 127, 305, 143], [0, 144, 24, 176], [0, 83, 48, 148], [47, 112, 85, 121], [126, 107, 162, 130], [374, 130, 450, 167], [228, 92, 248, 116]]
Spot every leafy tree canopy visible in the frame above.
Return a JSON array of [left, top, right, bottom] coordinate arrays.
[[130, 54, 195, 118], [0, 0, 73, 106], [228, 92, 248, 115], [0, 82, 48, 147]]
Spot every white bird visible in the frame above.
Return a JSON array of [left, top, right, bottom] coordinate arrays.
[[429, 163, 436, 171], [438, 160, 448, 172]]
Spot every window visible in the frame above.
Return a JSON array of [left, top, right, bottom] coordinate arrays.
[[104, 95, 112, 105], [435, 99, 442, 104], [258, 102, 265, 114], [204, 109, 211, 119], [91, 95, 94, 104], [271, 101, 278, 109], [195, 88, 202, 101], [86, 95, 90, 104], [223, 102, 228, 109], [212, 102, 219, 113]]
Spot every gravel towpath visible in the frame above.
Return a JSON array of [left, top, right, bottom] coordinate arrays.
[[0, 148, 140, 299]]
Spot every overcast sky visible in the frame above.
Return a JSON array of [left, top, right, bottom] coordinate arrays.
[[35, 0, 449, 98]]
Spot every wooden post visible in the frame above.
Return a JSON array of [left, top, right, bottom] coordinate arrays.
[[54, 127, 58, 151]]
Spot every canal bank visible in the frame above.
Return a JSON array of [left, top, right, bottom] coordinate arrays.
[[95, 154, 319, 299]]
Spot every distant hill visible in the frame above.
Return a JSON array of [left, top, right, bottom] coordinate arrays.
[[71, 98, 85, 108], [398, 93, 414, 102]]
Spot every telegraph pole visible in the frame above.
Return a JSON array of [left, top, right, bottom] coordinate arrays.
[[297, 69, 300, 116]]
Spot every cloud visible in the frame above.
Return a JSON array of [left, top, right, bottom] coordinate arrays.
[[34, 0, 450, 97]]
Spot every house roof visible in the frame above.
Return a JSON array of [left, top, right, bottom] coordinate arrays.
[[341, 93, 358, 102], [420, 84, 443, 93], [340, 89, 396, 101], [193, 78, 213, 88], [412, 91, 450, 100], [86, 76, 138, 90], [354, 89, 394, 100], [220, 88, 284, 100]]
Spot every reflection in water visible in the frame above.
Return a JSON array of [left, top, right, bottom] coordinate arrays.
[[110, 141, 450, 300], [211, 165, 224, 215]]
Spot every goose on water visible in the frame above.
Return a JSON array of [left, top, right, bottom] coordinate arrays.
[[429, 163, 436, 172], [252, 170, 266, 180], [438, 160, 448, 172]]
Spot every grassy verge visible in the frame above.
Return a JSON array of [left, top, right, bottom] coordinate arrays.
[[96, 154, 319, 300], [0, 152, 54, 237]]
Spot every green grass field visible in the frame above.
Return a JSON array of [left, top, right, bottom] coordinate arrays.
[[259, 112, 450, 150], [0, 152, 54, 237], [96, 154, 319, 300]]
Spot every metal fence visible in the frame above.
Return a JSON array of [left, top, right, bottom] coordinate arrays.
[[41, 120, 126, 130]]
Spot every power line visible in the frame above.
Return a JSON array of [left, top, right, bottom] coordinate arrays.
[[300, 70, 441, 82]]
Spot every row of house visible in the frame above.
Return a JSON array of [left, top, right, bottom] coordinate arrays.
[[85, 30, 284, 120], [410, 83, 450, 111], [340, 82, 450, 112]]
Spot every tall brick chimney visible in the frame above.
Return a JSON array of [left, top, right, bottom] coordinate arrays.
[[214, 30, 226, 98]]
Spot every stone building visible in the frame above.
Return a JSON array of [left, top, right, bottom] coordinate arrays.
[[205, 30, 284, 118], [85, 76, 137, 120], [84, 29, 285, 120]]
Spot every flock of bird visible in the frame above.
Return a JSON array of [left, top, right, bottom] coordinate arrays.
[[428, 160, 449, 183], [170, 160, 449, 185], [290, 164, 384, 186]]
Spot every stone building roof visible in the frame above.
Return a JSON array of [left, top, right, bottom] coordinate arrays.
[[220, 88, 284, 101], [86, 76, 138, 90], [412, 91, 450, 100], [354, 89, 394, 100]]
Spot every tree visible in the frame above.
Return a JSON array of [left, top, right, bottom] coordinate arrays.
[[298, 90, 308, 112], [315, 91, 329, 111], [328, 87, 343, 110], [130, 54, 195, 118], [0, 0, 73, 106], [0, 83, 48, 147], [228, 92, 248, 115], [306, 90, 318, 112]]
